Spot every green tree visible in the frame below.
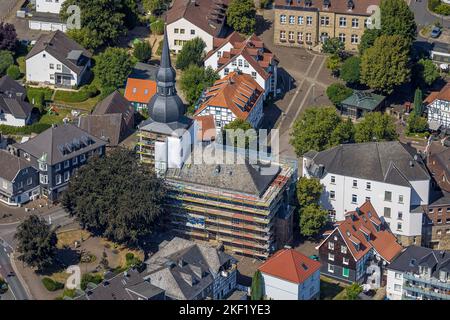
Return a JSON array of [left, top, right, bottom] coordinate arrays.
[[407, 113, 428, 134], [340, 56, 361, 84], [296, 177, 323, 208], [326, 83, 353, 106], [290, 107, 352, 156], [330, 117, 355, 146], [61, 0, 127, 50], [250, 270, 264, 300], [380, 0, 417, 44], [226, 0, 256, 35], [413, 87, 423, 115], [179, 65, 219, 112], [6, 64, 20, 80], [326, 54, 342, 77], [93, 47, 133, 89], [299, 204, 329, 237], [416, 58, 440, 87], [360, 35, 410, 94], [15, 215, 57, 270], [143, 0, 170, 15], [354, 112, 398, 142], [322, 37, 344, 56], [223, 118, 255, 148], [359, 29, 382, 55], [150, 17, 165, 35], [176, 37, 206, 70], [0, 50, 14, 75], [133, 41, 152, 62], [344, 283, 363, 300], [61, 148, 166, 247], [121, 0, 139, 29]]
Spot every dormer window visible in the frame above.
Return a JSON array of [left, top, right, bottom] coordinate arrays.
[[347, 0, 354, 10], [323, 0, 330, 8], [419, 266, 430, 277], [439, 271, 448, 282]]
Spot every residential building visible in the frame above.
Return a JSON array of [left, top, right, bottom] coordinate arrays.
[[204, 32, 278, 98], [29, 0, 68, 32], [430, 42, 450, 65], [339, 90, 386, 120], [303, 141, 431, 245], [144, 237, 237, 300], [78, 91, 135, 147], [10, 123, 106, 201], [166, 0, 229, 53], [25, 31, 92, 87], [425, 82, 450, 130], [137, 31, 196, 175], [195, 115, 216, 143], [273, 0, 379, 51], [386, 246, 450, 300], [317, 201, 403, 285], [164, 145, 297, 260], [124, 62, 158, 111], [76, 268, 165, 300], [258, 248, 321, 300], [0, 75, 27, 101], [0, 150, 40, 206], [194, 72, 265, 131], [0, 96, 34, 127]]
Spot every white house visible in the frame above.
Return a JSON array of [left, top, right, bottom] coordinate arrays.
[[25, 30, 92, 87], [166, 0, 229, 53], [29, 0, 67, 32], [258, 248, 321, 300], [425, 82, 450, 131], [204, 32, 278, 99], [0, 97, 34, 127], [302, 141, 431, 246], [194, 71, 265, 132]]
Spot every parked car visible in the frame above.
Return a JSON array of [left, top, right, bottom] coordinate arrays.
[[430, 27, 441, 38]]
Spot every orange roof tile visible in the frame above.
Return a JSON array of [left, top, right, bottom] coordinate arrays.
[[424, 82, 450, 105], [124, 78, 157, 104], [195, 115, 216, 141], [259, 249, 321, 284]]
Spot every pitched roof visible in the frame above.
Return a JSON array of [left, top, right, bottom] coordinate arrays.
[[258, 249, 321, 284], [0, 97, 34, 119], [124, 78, 157, 104], [273, 0, 381, 16], [26, 30, 92, 76], [0, 75, 26, 99], [341, 90, 385, 111], [14, 123, 106, 165], [304, 141, 430, 186], [93, 91, 133, 116], [129, 62, 159, 81], [195, 115, 216, 141], [0, 150, 36, 181], [194, 72, 264, 121], [319, 201, 403, 262], [205, 32, 246, 60], [166, 0, 229, 37], [424, 82, 450, 104]]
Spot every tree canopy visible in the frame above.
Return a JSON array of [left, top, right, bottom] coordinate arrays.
[[226, 0, 256, 35], [93, 47, 133, 89], [0, 23, 17, 52], [297, 177, 323, 208], [15, 215, 57, 270], [133, 41, 152, 62], [175, 37, 206, 70], [0, 50, 14, 76], [415, 58, 440, 87], [344, 283, 363, 300], [358, 29, 382, 55], [300, 204, 329, 237], [360, 35, 411, 94], [413, 87, 423, 115], [326, 83, 353, 106], [61, 148, 166, 247], [250, 270, 264, 300], [407, 112, 428, 134], [340, 56, 361, 84], [354, 112, 398, 143], [143, 0, 171, 15], [322, 38, 345, 56], [380, 0, 417, 45]]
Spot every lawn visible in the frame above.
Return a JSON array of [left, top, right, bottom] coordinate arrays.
[[57, 229, 92, 249], [55, 95, 102, 112], [26, 87, 54, 104], [320, 276, 346, 300], [38, 109, 72, 125]]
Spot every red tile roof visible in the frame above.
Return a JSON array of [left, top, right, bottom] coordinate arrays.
[[273, 0, 381, 16], [124, 78, 157, 104], [259, 249, 321, 284], [424, 82, 450, 105], [195, 115, 216, 141]]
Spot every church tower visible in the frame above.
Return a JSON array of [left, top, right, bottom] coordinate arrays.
[[138, 29, 195, 175]]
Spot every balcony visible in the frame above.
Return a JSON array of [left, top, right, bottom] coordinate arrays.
[[403, 273, 450, 290], [403, 282, 450, 300]]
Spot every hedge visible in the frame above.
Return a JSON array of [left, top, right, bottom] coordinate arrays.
[[80, 273, 103, 291], [54, 84, 99, 103], [42, 277, 64, 292], [26, 87, 54, 106], [0, 123, 51, 135]]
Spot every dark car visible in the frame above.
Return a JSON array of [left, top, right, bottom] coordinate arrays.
[[430, 27, 441, 38]]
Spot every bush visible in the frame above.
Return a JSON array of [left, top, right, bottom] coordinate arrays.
[[0, 123, 51, 135], [150, 18, 164, 35], [156, 40, 163, 56], [0, 50, 14, 75], [125, 253, 142, 267], [62, 288, 77, 298], [81, 273, 103, 291], [26, 87, 54, 105], [6, 65, 21, 80], [133, 41, 152, 62], [54, 84, 99, 103], [340, 56, 361, 84], [42, 277, 64, 292], [326, 83, 353, 106], [435, 4, 450, 15], [17, 56, 26, 74]]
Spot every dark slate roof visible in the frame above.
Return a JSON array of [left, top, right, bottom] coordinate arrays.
[[26, 30, 92, 76], [92, 91, 133, 116], [0, 150, 36, 182], [341, 90, 385, 111], [14, 123, 106, 165], [388, 246, 450, 277], [0, 76, 26, 100], [144, 237, 236, 300], [129, 62, 159, 81], [304, 141, 430, 186], [76, 269, 165, 300], [0, 97, 33, 119]]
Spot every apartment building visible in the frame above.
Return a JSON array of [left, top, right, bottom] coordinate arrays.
[[303, 141, 431, 246], [386, 246, 450, 300], [273, 0, 379, 51]]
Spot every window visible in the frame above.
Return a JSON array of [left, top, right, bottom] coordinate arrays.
[[56, 174, 62, 185], [328, 264, 335, 273], [341, 246, 347, 254], [364, 18, 370, 28], [288, 31, 294, 41], [395, 272, 402, 280], [64, 171, 70, 182], [439, 271, 447, 282], [280, 31, 286, 40], [64, 160, 70, 168], [80, 154, 86, 162], [338, 33, 346, 43], [18, 181, 23, 189], [27, 177, 32, 185], [306, 16, 313, 25], [73, 156, 78, 165], [280, 15, 287, 24], [366, 196, 371, 202], [217, 51, 222, 58], [320, 16, 330, 26], [244, 61, 249, 68], [180, 29, 185, 34], [224, 68, 229, 76], [40, 174, 48, 184], [330, 190, 335, 200], [394, 284, 402, 292], [49, 63, 54, 69], [39, 162, 47, 171], [331, 176, 335, 184], [384, 207, 391, 218], [398, 212, 403, 220], [352, 18, 359, 28], [366, 182, 371, 190], [342, 267, 349, 278], [398, 195, 404, 204], [328, 253, 334, 261], [50, 74, 55, 80], [298, 16, 304, 25], [306, 33, 312, 42], [397, 222, 402, 231], [289, 15, 295, 24], [384, 191, 392, 202], [328, 242, 334, 250], [351, 34, 359, 44], [98, 148, 103, 156], [57, 64, 61, 70], [174, 28, 179, 33], [352, 180, 357, 188], [339, 17, 347, 27], [343, 257, 349, 265], [320, 32, 329, 43], [251, 71, 257, 79], [190, 29, 195, 35], [351, 194, 357, 204], [297, 32, 303, 42]]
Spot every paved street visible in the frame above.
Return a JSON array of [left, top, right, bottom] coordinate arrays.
[[409, 0, 450, 30], [0, 0, 17, 22], [0, 241, 28, 300]]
